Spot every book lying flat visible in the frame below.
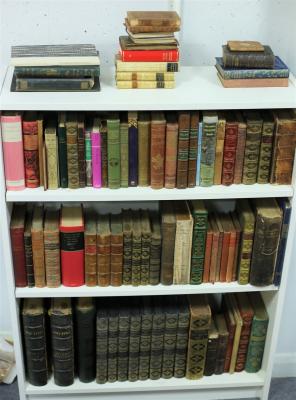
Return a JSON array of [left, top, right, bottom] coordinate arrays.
[[126, 11, 181, 28], [217, 73, 288, 88], [119, 36, 178, 50], [116, 80, 175, 89]]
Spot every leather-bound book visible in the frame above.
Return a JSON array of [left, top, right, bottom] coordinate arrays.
[[160, 201, 176, 285], [44, 208, 60, 288], [100, 119, 108, 187], [176, 111, 190, 188], [186, 294, 211, 379], [223, 294, 236, 372], [235, 293, 254, 372], [97, 213, 111, 286], [22, 298, 48, 386], [49, 298, 74, 386], [227, 294, 243, 373], [96, 303, 108, 384], [84, 119, 92, 186], [24, 208, 34, 287], [66, 112, 79, 189], [120, 113, 129, 187], [219, 213, 232, 282], [188, 111, 199, 187], [110, 213, 123, 286], [126, 11, 181, 30], [23, 111, 39, 188], [214, 214, 224, 282], [200, 112, 218, 187], [150, 297, 165, 380], [242, 111, 263, 184], [250, 198, 282, 286], [270, 109, 296, 184], [45, 119, 59, 189], [162, 297, 178, 379], [214, 112, 226, 185], [84, 208, 97, 286], [131, 210, 142, 286], [58, 112, 68, 188], [202, 221, 214, 283], [128, 111, 138, 186], [164, 112, 178, 188], [190, 200, 208, 285], [257, 111, 275, 183], [222, 45, 275, 68], [204, 320, 219, 376], [233, 111, 247, 184], [149, 211, 162, 285], [31, 205, 45, 287], [222, 112, 238, 185], [225, 216, 237, 283], [117, 300, 130, 382], [245, 293, 269, 373], [42, 125, 48, 190], [138, 112, 151, 186], [209, 215, 220, 284], [214, 314, 229, 375], [230, 211, 242, 282], [107, 113, 121, 189], [37, 113, 44, 187], [122, 209, 133, 285], [60, 205, 84, 286], [174, 296, 190, 378], [128, 298, 141, 381], [196, 120, 203, 185], [139, 297, 152, 380], [77, 113, 86, 187], [150, 111, 166, 189], [74, 298, 96, 382], [10, 204, 27, 287], [140, 209, 151, 285], [107, 300, 119, 382]]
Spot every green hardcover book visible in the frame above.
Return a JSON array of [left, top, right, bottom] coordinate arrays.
[[66, 112, 79, 189], [242, 111, 263, 184], [245, 292, 269, 373], [96, 303, 108, 384], [122, 209, 133, 285], [174, 296, 190, 378], [140, 209, 151, 285], [107, 113, 121, 189], [257, 111, 275, 184], [190, 200, 208, 284], [204, 320, 219, 376], [120, 113, 129, 187], [236, 199, 255, 284], [131, 210, 142, 286], [149, 212, 162, 285], [85, 119, 92, 186], [128, 298, 141, 382], [77, 113, 86, 188], [186, 294, 211, 380], [150, 297, 165, 380], [176, 111, 190, 188], [58, 112, 68, 188], [117, 300, 130, 382], [138, 112, 151, 186], [107, 301, 119, 383], [100, 119, 108, 188], [200, 111, 218, 187], [162, 297, 178, 379], [139, 297, 153, 380], [188, 111, 199, 187], [14, 65, 100, 78]]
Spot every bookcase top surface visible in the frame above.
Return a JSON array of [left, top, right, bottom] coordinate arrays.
[[1, 65, 296, 111]]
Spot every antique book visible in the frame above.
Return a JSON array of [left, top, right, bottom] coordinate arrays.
[[138, 112, 151, 186], [24, 209, 34, 287], [14, 64, 100, 77], [250, 198, 282, 286], [128, 111, 138, 186], [173, 201, 193, 284], [116, 70, 175, 81], [204, 320, 219, 376], [49, 298, 74, 386], [150, 297, 165, 380], [174, 296, 190, 378], [188, 111, 199, 187], [131, 210, 142, 286], [160, 201, 176, 285], [233, 111, 247, 184], [31, 205, 45, 287], [84, 120, 92, 186], [107, 113, 121, 189], [186, 294, 211, 379], [45, 119, 59, 190], [22, 112, 39, 188], [1, 112, 25, 190], [190, 200, 208, 285], [84, 208, 97, 286], [58, 112, 68, 188], [227, 40, 264, 52], [97, 213, 111, 287], [236, 199, 255, 284], [10, 204, 27, 287], [116, 55, 179, 72], [195, 121, 203, 185], [270, 109, 296, 184], [257, 110, 275, 184], [222, 112, 238, 185], [162, 298, 178, 379], [44, 138, 49, 189], [223, 294, 236, 372], [245, 293, 269, 373], [218, 74, 288, 88], [96, 303, 108, 384], [66, 112, 79, 189], [213, 314, 229, 375], [126, 11, 181, 28], [139, 297, 152, 381], [164, 112, 178, 189], [200, 111, 218, 186], [230, 211, 242, 282], [209, 215, 220, 284], [14, 76, 97, 91], [202, 221, 214, 283], [22, 299, 48, 386], [120, 113, 129, 187], [149, 211, 162, 285], [60, 205, 84, 286], [110, 213, 123, 286], [37, 113, 44, 187], [119, 35, 178, 50], [218, 214, 232, 282], [122, 209, 133, 285], [125, 25, 179, 40], [226, 294, 243, 373], [107, 301, 119, 382], [91, 117, 102, 188], [100, 119, 108, 188], [222, 45, 275, 68], [77, 113, 86, 187], [116, 80, 175, 89], [150, 111, 166, 189], [225, 216, 237, 283], [214, 214, 224, 282], [242, 111, 263, 184], [214, 112, 226, 185], [74, 298, 96, 382], [44, 209, 60, 288], [128, 299, 141, 381], [117, 300, 130, 381], [176, 111, 190, 189], [140, 209, 151, 285]]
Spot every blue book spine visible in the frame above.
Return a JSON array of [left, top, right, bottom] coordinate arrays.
[[128, 112, 138, 186], [196, 122, 203, 185]]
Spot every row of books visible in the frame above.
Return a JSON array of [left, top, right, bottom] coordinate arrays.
[[10, 198, 290, 289], [22, 293, 268, 387], [2, 109, 296, 191]]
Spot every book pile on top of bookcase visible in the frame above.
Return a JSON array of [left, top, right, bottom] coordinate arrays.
[[10, 198, 289, 289], [115, 11, 180, 89], [22, 292, 268, 386], [1, 109, 296, 191], [10, 44, 101, 92]]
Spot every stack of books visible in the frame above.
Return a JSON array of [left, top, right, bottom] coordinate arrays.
[[115, 11, 181, 89], [215, 41, 289, 88], [10, 44, 101, 92]]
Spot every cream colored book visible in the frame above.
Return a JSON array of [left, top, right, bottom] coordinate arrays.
[[45, 120, 59, 190], [227, 294, 243, 373], [116, 71, 175, 81], [116, 80, 175, 89]]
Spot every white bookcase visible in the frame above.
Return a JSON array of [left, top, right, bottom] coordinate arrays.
[[1, 63, 296, 400]]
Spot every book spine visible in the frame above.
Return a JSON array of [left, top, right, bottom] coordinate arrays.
[[120, 122, 129, 187], [44, 229, 60, 288], [160, 220, 175, 285], [190, 211, 207, 284], [224, 322, 235, 372], [60, 230, 84, 286], [209, 228, 219, 284], [174, 299, 190, 378], [1, 115, 25, 190], [37, 118, 44, 187], [110, 233, 123, 287], [214, 118, 226, 185], [200, 120, 217, 187], [58, 122, 68, 188], [186, 328, 209, 379], [202, 230, 213, 283], [235, 312, 253, 372], [176, 113, 190, 189], [257, 120, 274, 183], [237, 222, 254, 285], [16, 77, 94, 91], [101, 130, 108, 187], [91, 131, 102, 188], [149, 215, 162, 285], [96, 310, 108, 384], [77, 117, 86, 187], [107, 118, 121, 189], [140, 228, 150, 286], [117, 80, 175, 89], [97, 232, 111, 287], [128, 307, 141, 381], [195, 122, 203, 185], [219, 231, 231, 282], [173, 217, 193, 284], [116, 71, 175, 81], [222, 122, 238, 185], [66, 121, 79, 189], [116, 60, 179, 73], [121, 49, 179, 62], [150, 121, 166, 189], [226, 230, 237, 283], [216, 63, 289, 79], [138, 121, 150, 186], [139, 304, 152, 380], [128, 113, 138, 186], [164, 121, 178, 189], [84, 128, 92, 186], [162, 304, 178, 379], [131, 227, 141, 287], [11, 226, 27, 287], [223, 50, 275, 69], [117, 308, 130, 382], [15, 65, 100, 77], [23, 120, 39, 188], [84, 231, 97, 287], [45, 130, 59, 189], [188, 112, 199, 187], [215, 333, 229, 375], [233, 122, 247, 184], [204, 335, 219, 376], [242, 120, 262, 184], [274, 201, 291, 286], [24, 229, 34, 287], [149, 306, 165, 380], [32, 227, 45, 288], [122, 212, 132, 285], [245, 317, 268, 373], [107, 309, 118, 382]]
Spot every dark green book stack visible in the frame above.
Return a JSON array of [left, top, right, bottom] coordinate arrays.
[[200, 112, 218, 187], [107, 113, 121, 189], [117, 301, 130, 382], [174, 296, 190, 378], [204, 320, 219, 376], [149, 212, 162, 285], [122, 209, 133, 285], [120, 113, 129, 188], [128, 298, 141, 382], [190, 200, 208, 284], [214, 314, 229, 375], [140, 209, 151, 285], [139, 297, 153, 380], [162, 297, 178, 379], [150, 297, 165, 380], [57, 112, 68, 188], [131, 210, 142, 286], [96, 304, 108, 384], [107, 301, 119, 383]]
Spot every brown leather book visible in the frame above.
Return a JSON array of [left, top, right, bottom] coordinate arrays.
[[223, 295, 236, 372], [10, 204, 27, 287], [225, 216, 237, 283], [84, 208, 97, 287], [37, 113, 44, 187], [138, 112, 151, 186], [110, 213, 123, 287], [160, 201, 176, 285], [125, 19, 180, 34], [233, 111, 247, 184], [150, 112, 166, 189], [44, 208, 60, 288], [164, 112, 178, 189], [209, 215, 220, 284], [188, 111, 199, 187], [214, 112, 226, 185], [230, 211, 242, 282], [100, 119, 108, 188], [227, 40, 264, 52], [219, 214, 231, 282], [31, 205, 45, 287], [126, 11, 181, 28], [222, 112, 238, 186], [218, 74, 288, 88], [214, 314, 229, 375], [214, 214, 224, 282], [140, 209, 151, 285], [202, 223, 213, 283], [97, 214, 111, 286], [176, 112, 190, 189]]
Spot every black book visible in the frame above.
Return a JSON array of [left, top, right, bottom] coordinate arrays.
[[139, 297, 153, 380], [174, 296, 190, 378], [150, 296, 165, 380], [204, 320, 219, 376], [107, 301, 119, 383], [96, 301, 109, 384], [128, 298, 141, 382], [117, 300, 130, 382], [162, 297, 178, 379]]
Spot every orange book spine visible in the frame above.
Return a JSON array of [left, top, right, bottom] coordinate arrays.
[[226, 231, 237, 282], [219, 231, 230, 282]]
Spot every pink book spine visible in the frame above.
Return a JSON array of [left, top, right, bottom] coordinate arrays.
[[1, 115, 25, 190], [91, 130, 102, 188]]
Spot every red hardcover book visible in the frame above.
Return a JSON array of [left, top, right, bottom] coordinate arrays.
[[60, 205, 84, 287], [120, 49, 179, 62], [10, 204, 27, 287], [22, 112, 40, 188], [222, 113, 238, 186], [219, 214, 231, 282], [226, 218, 237, 283]]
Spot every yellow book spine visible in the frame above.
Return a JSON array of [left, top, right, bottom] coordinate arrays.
[[116, 80, 175, 89], [45, 130, 59, 189], [116, 72, 175, 81]]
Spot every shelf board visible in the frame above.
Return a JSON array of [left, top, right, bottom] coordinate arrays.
[[15, 283, 278, 298], [2, 65, 296, 111], [6, 183, 293, 202]]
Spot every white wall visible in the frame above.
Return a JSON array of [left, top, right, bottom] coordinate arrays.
[[0, 0, 296, 373]]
